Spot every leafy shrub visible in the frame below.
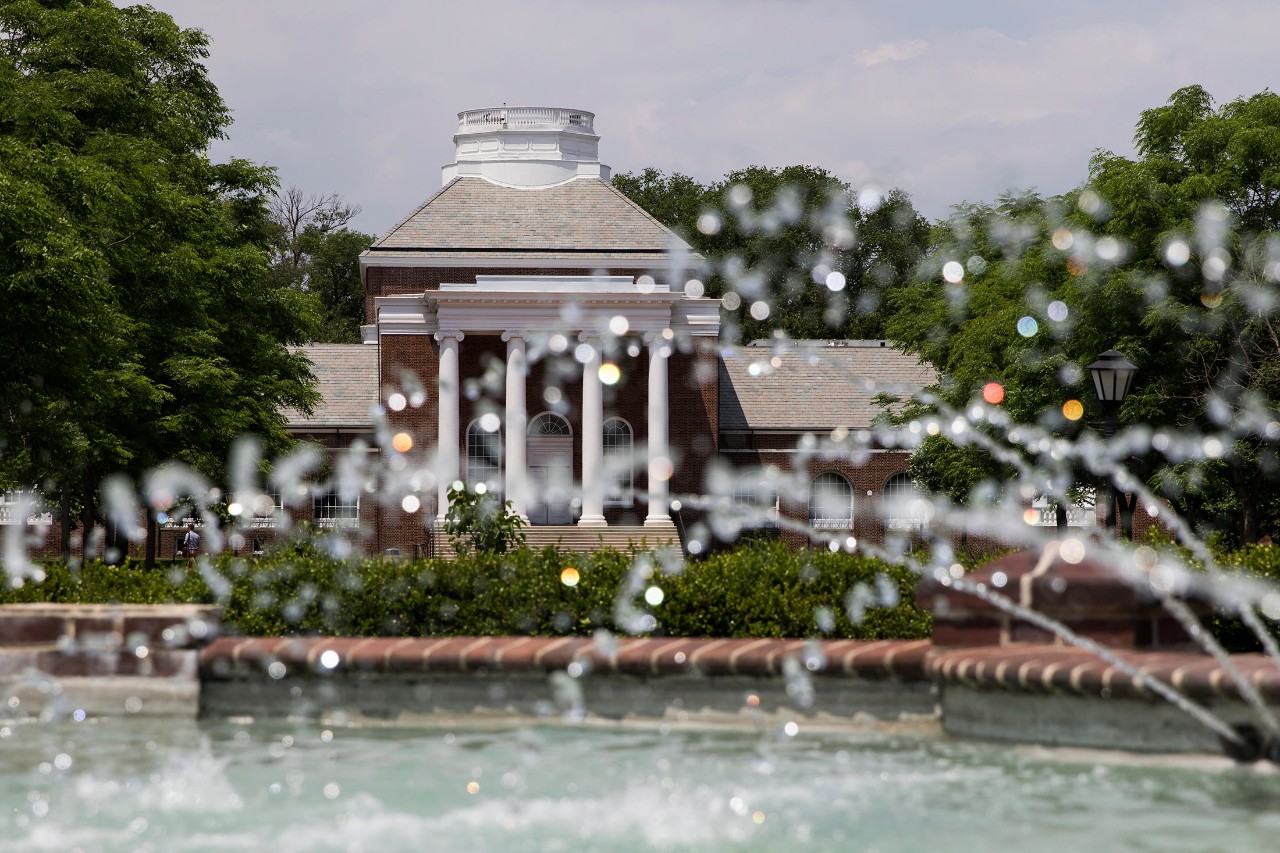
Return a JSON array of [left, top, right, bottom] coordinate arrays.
[[441, 482, 527, 555], [0, 541, 932, 640]]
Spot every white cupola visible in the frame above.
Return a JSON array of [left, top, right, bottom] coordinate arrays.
[[441, 106, 611, 188]]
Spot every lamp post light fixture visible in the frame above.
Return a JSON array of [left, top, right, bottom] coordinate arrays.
[[1088, 349, 1138, 538], [1088, 350, 1138, 419]]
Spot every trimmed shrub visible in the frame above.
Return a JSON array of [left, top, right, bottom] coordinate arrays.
[[0, 541, 931, 640]]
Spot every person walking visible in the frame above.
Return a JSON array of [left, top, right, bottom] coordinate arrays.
[[181, 523, 201, 559]]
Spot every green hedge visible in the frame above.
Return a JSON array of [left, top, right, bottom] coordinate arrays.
[[0, 540, 931, 640]]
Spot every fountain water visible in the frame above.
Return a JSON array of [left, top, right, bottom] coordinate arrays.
[[7, 157, 1280, 847]]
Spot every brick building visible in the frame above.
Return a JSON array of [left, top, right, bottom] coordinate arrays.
[[279, 106, 941, 557], [3, 106, 955, 561]]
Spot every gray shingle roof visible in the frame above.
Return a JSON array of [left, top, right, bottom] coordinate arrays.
[[285, 344, 378, 428], [367, 177, 690, 259], [719, 342, 935, 431]]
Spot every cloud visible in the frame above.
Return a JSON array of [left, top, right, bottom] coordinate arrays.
[[856, 39, 928, 68], [145, 0, 1280, 229], [255, 128, 313, 155]]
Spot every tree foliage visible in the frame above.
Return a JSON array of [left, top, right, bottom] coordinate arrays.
[[887, 86, 1280, 545], [0, 0, 317, 561], [442, 483, 527, 556], [612, 165, 930, 344], [267, 186, 373, 343]]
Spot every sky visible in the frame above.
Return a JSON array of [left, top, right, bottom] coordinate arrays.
[[142, 0, 1280, 237]]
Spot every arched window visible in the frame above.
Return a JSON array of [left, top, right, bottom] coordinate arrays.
[[883, 473, 928, 530], [809, 472, 853, 529], [603, 417, 633, 505], [466, 418, 503, 490], [733, 472, 779, 527], [529, 413, 571, 437]]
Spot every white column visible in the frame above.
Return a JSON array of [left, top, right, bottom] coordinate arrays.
[[645, 334, 674, 527], [503, 331, 528, 520], [435, 330, 464, 521], [578, 335, 606, 527]]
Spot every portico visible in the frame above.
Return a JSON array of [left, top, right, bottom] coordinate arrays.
[[377, 275, 717, 528], [357, 106, 718, 549]]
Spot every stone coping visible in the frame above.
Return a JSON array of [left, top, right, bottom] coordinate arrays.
[[0, 603, 221, 649], [199, 636, 933, 681], [199, 637, 1280, 710], [927, 645, 1280, 703]]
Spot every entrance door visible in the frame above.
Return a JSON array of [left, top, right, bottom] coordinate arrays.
[[527, 413, 574, 525]]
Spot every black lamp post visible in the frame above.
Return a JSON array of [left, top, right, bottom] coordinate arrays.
[[1088, 349, 1138, 537]]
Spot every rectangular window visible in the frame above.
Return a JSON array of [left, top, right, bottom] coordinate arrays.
[[249, 489, 282, 529], [313, 490, 359, 528]]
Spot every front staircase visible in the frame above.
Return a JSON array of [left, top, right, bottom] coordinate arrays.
[[523, 524, 679, 555], [428, 524, 682, 563]]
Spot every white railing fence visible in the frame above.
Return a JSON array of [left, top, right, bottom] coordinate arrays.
[[458, 107, 594, 133]]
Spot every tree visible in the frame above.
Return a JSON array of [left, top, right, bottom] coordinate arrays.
[[0, 0, 317, 564], [1086, 85, 1280, 543], [267, 186, 373, 343], [612, 165, 929, 344], [886, 86, 1280, 545], [885, 191, 1095, 510], [610, 167, 708, 237], [442, 483, 526, 555]]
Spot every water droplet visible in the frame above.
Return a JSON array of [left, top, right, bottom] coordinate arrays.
[[942, 261, 964, 283], [1096, 237, 1121, 261], [1078, 190, 1102, 214], [387, 392, 407, 411], [598, 363, 621, 385], [982, 382, 1005, 405], [1165, 239, 1191, 266], [1062, 400, 1084, 421], [1060, 538, 1086, 564], [1017, 316, 1039, 337]]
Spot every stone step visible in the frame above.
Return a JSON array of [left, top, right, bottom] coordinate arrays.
[[432, 526, 682, 563]]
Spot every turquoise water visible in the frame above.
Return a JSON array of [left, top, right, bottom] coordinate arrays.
[[2, 717, 1278, 851]]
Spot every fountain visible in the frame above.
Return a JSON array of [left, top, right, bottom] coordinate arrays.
[[6, 101, 1280, 847]]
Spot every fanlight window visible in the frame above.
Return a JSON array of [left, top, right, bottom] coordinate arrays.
[[883, 473, 928, 530], [809, 472, 853, 529], [603, 417, 633, 505], [466, 419, 503, 489], [529, 413, 571, 436]]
